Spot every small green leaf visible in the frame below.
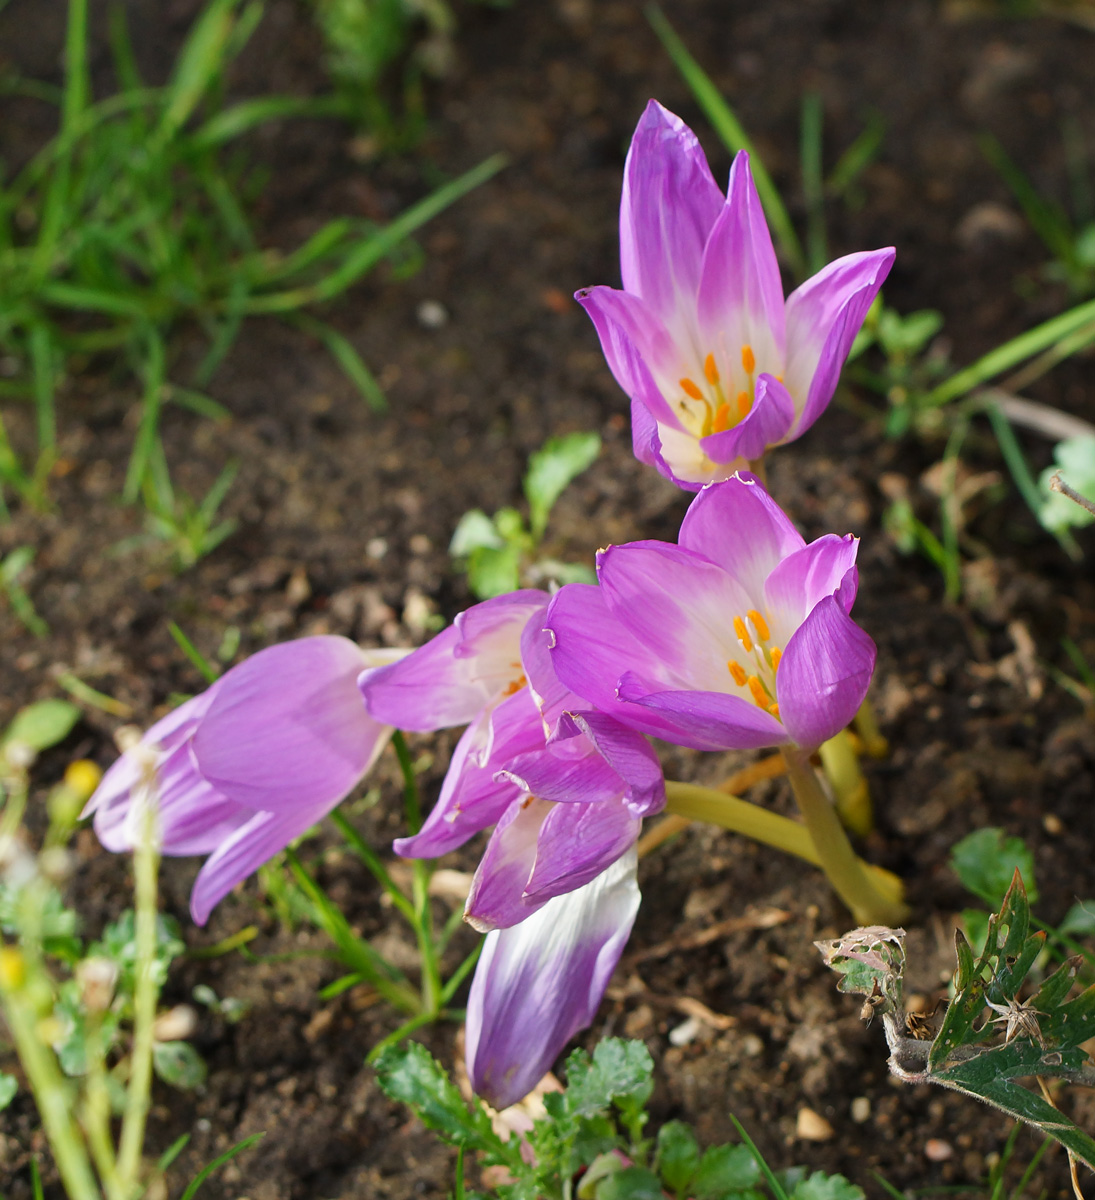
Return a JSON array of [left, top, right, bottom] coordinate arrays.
[[655, 1120, 699, 1195], [960, 908, 990, 956], [950, 828, 1039, 907], [1059, 900, 1095, 937], [153, 1040, 208, 1089], [1039, 435, 1095, 532], [3, 700, 81, 754], [524, 432, 601, 541], [450, 509, 506, 556], [374, 1043, 502, 1157], [565, 1038, 654, 1119], [692, 1143, 761, 1198], [789, 1171, 865, 1200], [466, 545, 522, 600], [594, 1165, 665, 1200], [0, 1072, 18, 1110]]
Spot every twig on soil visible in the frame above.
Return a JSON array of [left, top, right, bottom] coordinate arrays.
[[621, 907, 790, 967], [1050, 471, 1095, 517]]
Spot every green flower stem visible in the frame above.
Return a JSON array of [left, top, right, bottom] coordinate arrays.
[[664, 780, 820, 865], [82, 1010, 124, 1200], [117, 786, 161, 1191], [818, 728, 873, 837], [852, 696, 889, 758], [390, 731, 441, 1016], [0, 963, 99, 1200], [781, 748, 909, 925]]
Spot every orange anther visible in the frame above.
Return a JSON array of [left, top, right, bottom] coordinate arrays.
[[747, 610, 770, 642], [704, 353, 720, 384], [713, 401, 731, 433], [732, 615, 753, 652], [769, 646, 782, 672], [736, 390, 751, 419], [680, 377, 703, 400], [768, 702, 781, 719], [503, 674, 527, 696], [741, 344, 756, 375], [747, 675, 767, 708], [727, 660, 747, 687]]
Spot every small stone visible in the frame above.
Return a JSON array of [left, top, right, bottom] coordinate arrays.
[[796, 1107, 834, 1141], [851, 1096, 871, 1124], [924, 1138, 953, 1162], [416, 299, 449, 329], [668, 1015, 703, 1046], [1043, 813, 1063, 836]]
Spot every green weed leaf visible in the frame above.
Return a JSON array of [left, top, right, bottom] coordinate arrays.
[[3, 699, 80, 755], [655, 1120, 699, 1195], [564, 1038, 654, 1120], [950, 828, 1039, 907], [524, 432, 600, 541], [0, 1072, 17, 1110], [789, 1172, 864, 1200], [153, 1040, 208, 1089], [692, 1143, 761, 1198]]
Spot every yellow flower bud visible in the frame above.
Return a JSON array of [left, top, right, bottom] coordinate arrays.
[[0, 947, 25, 990]]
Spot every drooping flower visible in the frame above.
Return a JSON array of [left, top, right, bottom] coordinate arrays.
[[578, 100, 894, 489], [544, 473, 876, 754], [359, 592, 664, 1105], [86, 637, 405, 924], [465, 849, 640, 1110]]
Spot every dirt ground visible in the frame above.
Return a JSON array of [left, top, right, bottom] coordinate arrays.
[[1, 0, 1095, 1196]]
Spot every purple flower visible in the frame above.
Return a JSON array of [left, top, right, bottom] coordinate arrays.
[[544, 474, 876, 754], [360, 593, 665, 1105], [359, 591, 664, 926], [465, 848, 640, 1110], [578, 100, 894, 489], [86, 637, 404, 924]]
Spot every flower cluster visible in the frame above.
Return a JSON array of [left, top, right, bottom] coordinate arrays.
[[88, 100, 891, 1112]]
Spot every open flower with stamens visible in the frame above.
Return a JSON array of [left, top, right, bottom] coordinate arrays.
[[85, 637, 406, 924], [578, 100, 894, 489], [544, 474, 876, 754]]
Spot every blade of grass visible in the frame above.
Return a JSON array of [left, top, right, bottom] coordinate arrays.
[[243, 153, 508, 313], [800, 91, 826, 275], [644, 3, 806, 277], [167, 620, 220, 685], [985, 400, 1081, 559], [193, 94, 350, 148], [290, 314, 387, 411], [727, 1115, 789, 1200], [28, 323, 56, 455], [980, 132, 1074, 263], [827, 110, 885, 195], [178, 1132, 265, 1200], [926, 298, 1095, 407], [123, 328, 166, 502]]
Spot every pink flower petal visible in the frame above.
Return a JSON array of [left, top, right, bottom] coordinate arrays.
[[615, 675, 789, 751], [698, 374, 796, 468], [764, 534, 860, 636]]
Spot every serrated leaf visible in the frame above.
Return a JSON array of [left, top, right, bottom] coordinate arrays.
[[466, 544, 522, 600], [813, 927, 905, 1015], [692, 1143, 761, 1198], [950, 828, 1039, 907], [655, 1120, 699, 1195], [594, 1166, 664, 1200], [789, 1171, 865, 1200], [449, 509, 506, 556], [565, 1039, 654, 1119], [153, 1040, 207, 1089], [3, 700, 81, 754], [524, 432, 601, 541], [374, 1043, 500, 1156]]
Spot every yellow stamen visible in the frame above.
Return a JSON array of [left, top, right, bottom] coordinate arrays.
[[736, 390, 751, 419], [741, 344, 756, 375], [747, 609, 770, 641], [704, 353, 720, 384], [747, 675, 767, 708], [768, 702, 781, 719], [775, 374, 783, 383], [732, 615, 753, 652], [769, 646, 782, 672], [713, 401, 731, 433], [680, 377, 703, 400], [503, 674, 527, 696], [728, 660, 747, 687]]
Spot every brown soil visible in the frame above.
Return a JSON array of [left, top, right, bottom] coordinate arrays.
[[1, 1, 1094, 1197]]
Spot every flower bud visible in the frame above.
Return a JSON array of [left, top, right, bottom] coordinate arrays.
[[0, 947, 26, 991]]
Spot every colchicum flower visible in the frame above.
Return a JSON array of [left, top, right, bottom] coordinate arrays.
[[360, 592, 664, 1108], [544, 474, 876, 755], [86, 637, 405, 924], [578, 100, 894, 489]]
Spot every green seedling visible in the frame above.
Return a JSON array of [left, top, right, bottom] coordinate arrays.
[[376, 1036, 868, 1200], [450, 432, 601, 599], [819, 873, 1095, 1173]]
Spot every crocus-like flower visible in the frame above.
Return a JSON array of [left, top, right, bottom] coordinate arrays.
[[86, 637, 405, 924], [360, 592, 664, 1105], [544, 474, 876, 754], [465, 849, 640, 1110], [578, 100, 894, 489]]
